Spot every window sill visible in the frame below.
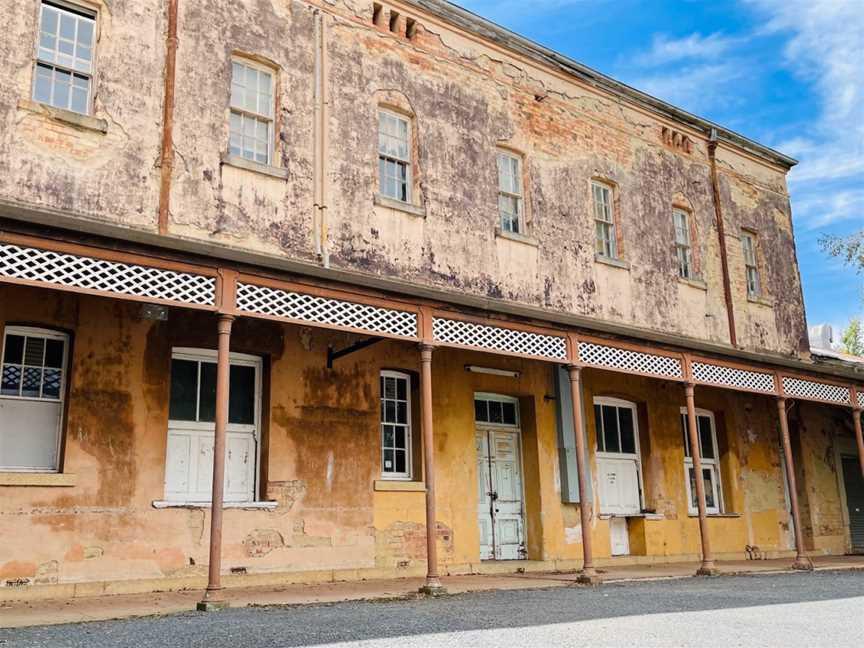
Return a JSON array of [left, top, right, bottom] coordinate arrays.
[[152, 500, 278, 510], [747, 295, 774, 308], [220, 153, 288, 179], [678, 277, 708, 291], [0, 472, 77, 487], [18, 99, 108, 134], [373, 193, 427, 218], [594, 254, 630, 270], [687, 512, 741, 518], [599, 512, 663, 521], [495, 228, 539, 248], [374, 480, 426, 492]]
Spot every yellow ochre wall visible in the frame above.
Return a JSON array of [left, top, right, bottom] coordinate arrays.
[[0, 285, 851, 596]]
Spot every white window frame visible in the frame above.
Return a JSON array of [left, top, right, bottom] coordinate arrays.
[[496, 150, 524, 235], [377, 109, 412, 203], [164, 347, 262, 504], [380, 370, 413, 480], [673, 209, 693, 279], [593, 396, 644, 514], [229, 57, 276, 166], [741, 231, 760, 298], [592, 181, 618, 259], [474, 392, 521, 429], [679, 407, 723, 515], [32, 0, 97, 115], [0, 325, 69, 473]]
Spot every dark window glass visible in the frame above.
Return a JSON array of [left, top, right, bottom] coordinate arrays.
[[593, 404, 603, 451], [169, 359, 198, 421], [703, 468, 715, 508], [397, 401, 407, 424], [502, 401, 516, 425], [394, 426, 405, 449], [619, 407, 636, 454], [698, 416, 715, 459], [1, 364, 21, 395], [396, 377, 407, 400], [602, 405, 620, 453], [228, 364, 255, 425], [22, 367, 41, 398], [44, 339, 64, 368], [42, 368, 62, 398], [3, 335, 24, 364], [488, 400, 503, 424], [681, 414, 691, 457], [383, 448, 394, 472], [394, 449, 406, 474], [382, 425, 394, 447], [198, 362, 217, 423], [384, 400, 396, 423], [688, 466, 697, 509], [475, 400, 487, 422]]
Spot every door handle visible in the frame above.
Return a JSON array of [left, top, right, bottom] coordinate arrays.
[[489, 492, 499, 501]]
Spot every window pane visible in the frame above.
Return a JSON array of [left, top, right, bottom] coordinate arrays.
[[488, 400, 503, 424], [688, 466, 698, 509], [228, 364, 255, 425], [698, 416, 715, 460], [502, 401, 516, 425], [397, 401, 407, 424], [593, 404, 603, 451], [41, 5, 58, 36], [681, 413, 691, 457], [34, 64, 53, 103], [394, 449, 406, 474], [619, 407, 635, 454], [169, 359, 198, 421], [384, 400, 396, 423], [198, 362, 217, 422], [1, 365, 21, 396], [24, 337, 45, 366], [475, 399, 487, 422], [42, 368, 62, 399], [22, 367, 42, 398], [3, 335, 25, 365], [602, 405, 620, 453], [53, 69, 71, 109], [77, 19, 93, 48], [703, 468, 716, 508], [396, 378, 407, 400], [70, 84, 88, 114], [394, 426, 405, 450], [382, 425, 394, 448], [383, 448, 394, 472]]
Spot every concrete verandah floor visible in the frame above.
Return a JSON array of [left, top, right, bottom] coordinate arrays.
[[1, 556, 862, 629]]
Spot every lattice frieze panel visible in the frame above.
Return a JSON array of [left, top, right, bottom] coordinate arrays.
[[578, 342, 683, 378], [432, 318, 567, 360], [0, 243, 216, 306], [782, 377, 850, 405], [692, 362, 776, 393], [858, 391, 864, 409], [236, 283, 418, 338]]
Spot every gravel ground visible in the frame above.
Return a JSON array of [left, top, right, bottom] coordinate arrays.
[[1, 570, 862, 648]]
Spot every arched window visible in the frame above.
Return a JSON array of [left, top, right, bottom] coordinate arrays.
[[0, 326, 69, 472]]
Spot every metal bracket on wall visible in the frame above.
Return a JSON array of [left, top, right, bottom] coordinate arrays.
[[326, 337, 384, 369]]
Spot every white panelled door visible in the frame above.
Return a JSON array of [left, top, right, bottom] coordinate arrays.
[[475, 394, 526, 561], [164, 348, 261, 504]]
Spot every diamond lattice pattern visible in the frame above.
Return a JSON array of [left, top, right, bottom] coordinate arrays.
[[236, 282, 418, 338], [858, 391, 864, 409], [578, 342, 683, 378], [782, 377, 850, 405], [692, 362, 776, 393], [0, 243, 216, 306], [432, 318, 567, 360]]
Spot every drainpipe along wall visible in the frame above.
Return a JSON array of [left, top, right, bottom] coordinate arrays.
[[313, 10, 331, 268], [708, 128, 737, 348], [157, 0, 179, 236]]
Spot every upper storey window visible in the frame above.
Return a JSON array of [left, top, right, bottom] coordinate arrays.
[[497, 151, 524, 235], [673, 209, 693, 279], [378, 110, 411, 202], [592, 181, 617, 259], [229, 59, 275, 165], [33, 1, 96, 115], [741, 231, 761, 298]]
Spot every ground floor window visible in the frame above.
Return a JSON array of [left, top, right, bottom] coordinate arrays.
[[594, 397, 643, 515], [380, 370, 412, 479], [680, 408, 723, 515], [164, 348, 261, 503], [0, 326, 69, 472]]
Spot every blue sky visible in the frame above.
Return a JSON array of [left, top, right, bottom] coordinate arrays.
[[459, 0, 864, 338]]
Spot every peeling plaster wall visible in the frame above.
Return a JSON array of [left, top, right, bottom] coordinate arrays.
[[0, 286, 842, 593], [0, 0, 805, 359]]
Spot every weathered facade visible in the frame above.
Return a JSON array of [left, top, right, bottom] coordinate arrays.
[[0, 0, 862, 601]]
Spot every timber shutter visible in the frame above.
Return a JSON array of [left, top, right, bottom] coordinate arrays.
[[553, 365, 592, 504]]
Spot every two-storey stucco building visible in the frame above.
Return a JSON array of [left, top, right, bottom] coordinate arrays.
[[1, 0, 863, 602]]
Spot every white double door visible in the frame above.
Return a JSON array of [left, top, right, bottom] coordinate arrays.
[[476, 427, 526, 560]]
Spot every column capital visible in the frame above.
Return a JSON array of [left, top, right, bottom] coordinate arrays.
[[419, 342, 436, 355]]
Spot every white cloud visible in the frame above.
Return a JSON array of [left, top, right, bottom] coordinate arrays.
[[748, 0, 864, 229], [629, 62, 746, 114], [635, 32, 739, 66]]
